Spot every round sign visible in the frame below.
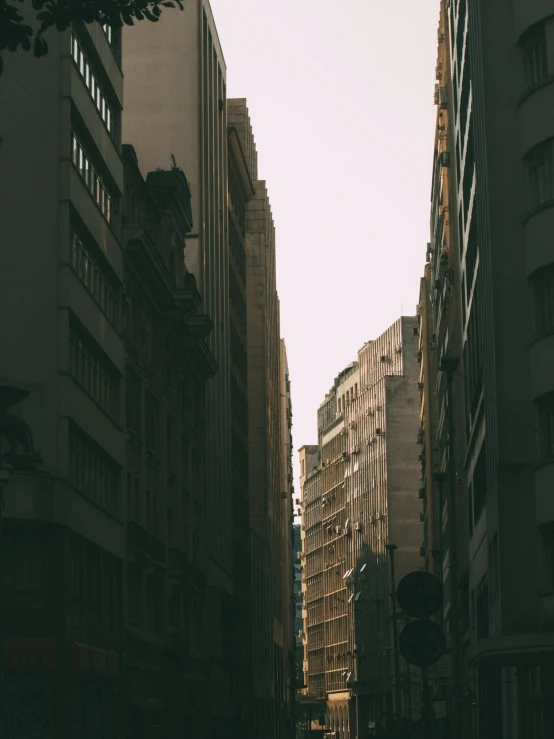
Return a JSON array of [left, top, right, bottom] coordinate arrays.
[[396, 571, 442, 618], [399, 619, 445, 667]]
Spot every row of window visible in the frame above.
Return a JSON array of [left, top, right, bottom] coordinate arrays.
[[71, 132, 113, 223], [69, 426, 120, 517], [526, 138, 554, 208], [534, 266, 554, 335], [71, 34, 114, 134], [102, 23, 113, 46], [70, 232, 119, 325], [69, 322, 121, 421], [68, 541, 121, 628], [521, 21, 549, 92]]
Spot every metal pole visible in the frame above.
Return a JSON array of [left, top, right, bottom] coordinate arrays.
[[440, 356, 460, 739], [386, 544, 402, 723], [433, 472, 447, 633], [0, 490, 3, 737], [0, 470, 8, 738], [421, 666, 433, 738]]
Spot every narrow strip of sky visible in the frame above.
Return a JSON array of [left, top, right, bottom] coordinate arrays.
[[211, 0, 439, 473]]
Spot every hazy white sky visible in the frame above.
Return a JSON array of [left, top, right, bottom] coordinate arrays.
[[210, 0, 439, 474]]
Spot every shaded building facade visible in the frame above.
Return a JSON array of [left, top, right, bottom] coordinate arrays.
[[420, 1, 554, 737], [0, 20, 215, 738]]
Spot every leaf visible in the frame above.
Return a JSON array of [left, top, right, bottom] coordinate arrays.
[[121, 10, 134, 25], [33, 35, 48, 58]]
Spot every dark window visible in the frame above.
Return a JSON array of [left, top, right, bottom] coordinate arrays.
[[70, 231, 119, 325], [69, 425, 120, 517], [472, 441, 487, 526], [69, 320, 121, 421], [537, 392, 554, 460], [125, 369, 141, 435], [475, 576, 489, 640], [533, 266, 554, 334], [521, 22, 548, 91], [525, 139, 554, 209]]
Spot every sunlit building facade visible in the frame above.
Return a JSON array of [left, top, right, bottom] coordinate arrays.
[[299, 319, 423, 737]]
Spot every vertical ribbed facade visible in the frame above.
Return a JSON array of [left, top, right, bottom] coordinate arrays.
[[423, 2, 554, 737]]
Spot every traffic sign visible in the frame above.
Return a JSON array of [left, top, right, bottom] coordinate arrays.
[[396, 571, 442, 618], [399, 619, 446, 667]]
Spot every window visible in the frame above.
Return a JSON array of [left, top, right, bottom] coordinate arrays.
[[125, 369, 141, 434], [475, 576, 489, 640], [102, 23, 113, 46], [69, 321, 121, 421], [71, 35, 115, 134], [144, 392, 159, 453], [525, 139, 554, 209], [521, 22, 548, 91], [71, 132, 114, 222], [537, 392, 554, 461], [533, 266, 554, 334], [472, 441, 487, 526], [127, 565, 142, 626], [69, 425, 121, 517], [70, 232, 119, 324], [542, 525, 554, 589], [1, 540, 48, 610]]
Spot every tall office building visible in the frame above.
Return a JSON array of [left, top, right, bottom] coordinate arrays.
[[226, 102, 256, 736], [0, 19, 126, 738], [0, 18, 217, 733], [123, 4, 236, 731], [420, 1, 554, 737], [299, 319, 422, 737], [280, 339, 296, 726], [243, 144, 294, 738]]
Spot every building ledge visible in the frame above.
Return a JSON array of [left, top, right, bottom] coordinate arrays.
[[467, 631, 554, 667]]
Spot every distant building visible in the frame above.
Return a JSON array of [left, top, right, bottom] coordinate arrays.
[[293, 524, 304, 682], [298, 318, 423, 737]]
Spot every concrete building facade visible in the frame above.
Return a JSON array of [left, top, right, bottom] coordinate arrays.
[[0, 19, 217, 737], [226, 101, 256, 738], [420, 1, 554, 737], [0, 18, 126, 739], [298, 319, 423, 738], [228, 97, 295, 738]]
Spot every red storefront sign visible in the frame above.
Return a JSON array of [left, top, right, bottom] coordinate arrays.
[[3, 638, 57, 672], [69, 642, 120, 679]]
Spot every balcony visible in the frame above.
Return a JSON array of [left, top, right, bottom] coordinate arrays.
[[168, 548, 188, 574], [128, 521, 151, 559], [539, 592, 554, 626], [127, 522, 166, 565]]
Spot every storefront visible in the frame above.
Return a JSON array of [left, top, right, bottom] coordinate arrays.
[[68, 642, 120, 739], [3, 638, 57, 739]]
